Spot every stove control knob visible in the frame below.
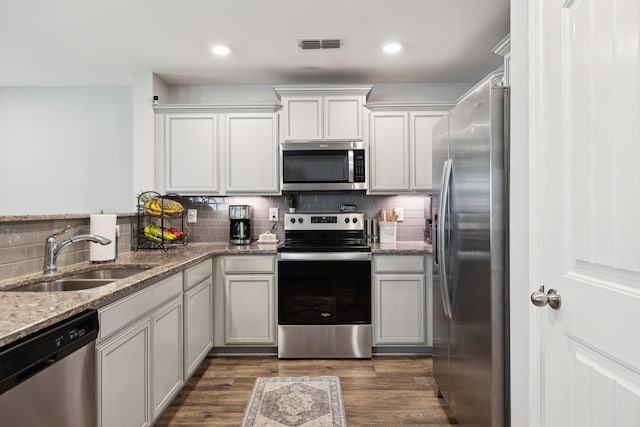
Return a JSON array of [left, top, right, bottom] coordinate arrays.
[[298, 217, 304, 223], [344, 217, 350, 223], [290, 218, 296, 224], [352, 217, 358, 224]]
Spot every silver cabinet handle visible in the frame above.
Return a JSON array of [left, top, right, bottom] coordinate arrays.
[[530, 286, 562, 309]]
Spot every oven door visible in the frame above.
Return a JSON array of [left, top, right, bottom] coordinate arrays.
[[277, 252, 371, 325], [277, 252, 372, 358]]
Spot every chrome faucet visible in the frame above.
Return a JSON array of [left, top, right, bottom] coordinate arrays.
[[43, 225, 112, 276]]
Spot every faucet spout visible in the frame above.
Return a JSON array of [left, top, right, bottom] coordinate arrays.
[[43, 226, 112, 276]]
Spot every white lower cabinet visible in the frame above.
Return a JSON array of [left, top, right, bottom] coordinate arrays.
[[152, 296, 184, 420], [224, 274, 275, 344], [98, 318, 151, 427], [97, 274, 184, 427], [373, 254, 432, 346], [214, 255, 277, 347], [374, 274, 425, 345], [183, 277, 213, 378]]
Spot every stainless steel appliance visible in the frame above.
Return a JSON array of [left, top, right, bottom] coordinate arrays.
[[432, 71, 509, 426], [0, 310, 99, 426], [277, 212, 372, 358], [229, 205, 251, 244], [281, 141, 367, 191]]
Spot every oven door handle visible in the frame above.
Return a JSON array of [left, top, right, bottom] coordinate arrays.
[[278, 252, 372, 261]]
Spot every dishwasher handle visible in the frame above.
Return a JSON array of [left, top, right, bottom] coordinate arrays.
[[0, 309, 98, 395], [14, 356, 58, 384]]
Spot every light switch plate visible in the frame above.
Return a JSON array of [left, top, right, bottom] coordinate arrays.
[[269, 207, 279, 222], [187, 209, 198, 223], [395, 208, 404, 222]]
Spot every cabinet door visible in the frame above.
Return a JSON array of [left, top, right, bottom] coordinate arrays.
[[97, 318, 151, 427], [151, 296, 184, 421], [224, 274, 276, 345], [184, 278, 213, 378], [425, 254, 433, 346], [374, 274, 426, 345], [369, 112, 410, 192], [324, 95, 363, 140], [225, 113, 279, 193], [282, 96, 323, 140], [410, 112, 445, 191], [163, 113, 218, 194]]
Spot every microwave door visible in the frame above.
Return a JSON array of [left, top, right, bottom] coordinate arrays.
[[283, 151, 349, 183]]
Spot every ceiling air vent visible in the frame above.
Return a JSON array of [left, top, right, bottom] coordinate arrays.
[[298, 39, 344, 50]]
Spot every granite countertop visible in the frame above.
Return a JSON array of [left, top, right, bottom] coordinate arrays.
[[370, 241, 433, 254], [0, 240, 431, 348], [0, 242, 279, 347]]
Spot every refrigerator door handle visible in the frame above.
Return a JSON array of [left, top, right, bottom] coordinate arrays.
[[438, 158, 454, 319]]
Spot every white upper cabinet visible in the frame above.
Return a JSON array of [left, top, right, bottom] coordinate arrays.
[[410, 112, 443, 191], [283, 96, 323, 140], [224, 113, 279, 194], [367, 103, 450, 193], [274, 86, 372, 142], [160, 113, 218, 195], [369, 112, 409, 192], [323, 96, 363, 139], [155, 105, 280, 196]]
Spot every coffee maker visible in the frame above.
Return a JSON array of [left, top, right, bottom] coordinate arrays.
[[229, 205, 251, 245]]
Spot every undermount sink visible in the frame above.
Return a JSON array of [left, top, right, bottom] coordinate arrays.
[[10, 267, 151, 292], [71, 267, 149, 280], [11, 279, 115, 292]]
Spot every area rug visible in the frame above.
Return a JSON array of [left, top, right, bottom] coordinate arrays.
[[240, 376, 347, 427]]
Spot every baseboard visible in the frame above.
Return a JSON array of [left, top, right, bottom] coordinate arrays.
[[373, 346, 433, 356]]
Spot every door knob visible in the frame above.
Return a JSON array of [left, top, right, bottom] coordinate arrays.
[[530, 286, 562, 309]]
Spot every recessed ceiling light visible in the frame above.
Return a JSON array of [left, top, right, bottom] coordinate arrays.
[[382, 42, 403, 54], [211, 45, 231, 56]]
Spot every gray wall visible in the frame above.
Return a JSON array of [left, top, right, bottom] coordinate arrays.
[[0, 87, 133, 215]]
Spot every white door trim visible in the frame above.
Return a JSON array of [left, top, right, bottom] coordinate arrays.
[[528, 0, 544, 425], [510, 0, 545, 425]]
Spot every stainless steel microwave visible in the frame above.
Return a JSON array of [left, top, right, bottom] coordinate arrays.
[[281, 141, 367, 191]]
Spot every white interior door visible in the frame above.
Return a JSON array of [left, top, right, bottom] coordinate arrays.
[[537, 0, 640, 425]]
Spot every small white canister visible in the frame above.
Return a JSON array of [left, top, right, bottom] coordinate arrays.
[[378, 221, 397, 244]]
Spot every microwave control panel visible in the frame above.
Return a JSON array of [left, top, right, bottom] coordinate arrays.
[[354, 150, 366, 183]]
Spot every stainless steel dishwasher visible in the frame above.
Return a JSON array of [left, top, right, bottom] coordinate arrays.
[[0, 309, 99, 427]]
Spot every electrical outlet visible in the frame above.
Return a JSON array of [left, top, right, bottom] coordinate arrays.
[[187, 209, 198, 223], [269, 207, 279, 222], [395, 208, 404, 222]]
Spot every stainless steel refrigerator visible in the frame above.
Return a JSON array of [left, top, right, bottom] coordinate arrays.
[[432, 70, 509, 426]]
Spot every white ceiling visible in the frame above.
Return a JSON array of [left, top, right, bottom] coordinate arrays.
[[0, 0, 510, 87]]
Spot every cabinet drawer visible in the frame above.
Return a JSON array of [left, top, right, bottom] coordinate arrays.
[[374, 255, 425, 273], [223, 255, 275, 274], [184, 259, 212, 290], [99, 273, 183, 341]]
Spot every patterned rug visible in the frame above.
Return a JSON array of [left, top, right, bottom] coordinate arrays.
[[240, 376, 347, 427]]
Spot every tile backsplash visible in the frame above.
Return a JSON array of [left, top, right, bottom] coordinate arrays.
[[183, 193, 429, 243], [0, 216, 135, 281], [0, 193, 430, 280]]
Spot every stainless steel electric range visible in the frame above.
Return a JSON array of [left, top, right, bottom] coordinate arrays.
[[277, 212, 372, 359]]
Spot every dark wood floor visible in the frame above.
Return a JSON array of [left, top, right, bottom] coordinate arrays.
[[156, 356, 453, 426]]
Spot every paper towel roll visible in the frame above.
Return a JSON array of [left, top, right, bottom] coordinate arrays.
[[90, 214, 117, 261]]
